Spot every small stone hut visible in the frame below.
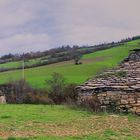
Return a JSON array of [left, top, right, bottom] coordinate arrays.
[[77, 49, 140, 115]]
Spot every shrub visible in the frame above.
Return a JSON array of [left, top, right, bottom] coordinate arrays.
[[115, 71, 127, 78], [46, 73, 66, 104], [80, 95, 101, 112], [106, 99, 120, 113], [97, 71, 127, 78], [46, 73, 79, 104], [23, 90, 53, 105], [2, 80, 52, 104], [64, 83, 79, 104]]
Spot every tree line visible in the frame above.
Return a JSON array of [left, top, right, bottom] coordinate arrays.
[[0, 36, 140, 72]]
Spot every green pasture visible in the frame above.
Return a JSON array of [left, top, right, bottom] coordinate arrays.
[[0, 105, 139, 140], [0, 40, 139, 88]]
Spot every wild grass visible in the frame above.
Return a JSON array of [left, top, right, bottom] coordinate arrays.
[[0, 105, 139, 140]]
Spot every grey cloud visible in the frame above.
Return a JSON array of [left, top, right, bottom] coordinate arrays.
[[0, 0, 140, 55], [0, 33, 52, 55]]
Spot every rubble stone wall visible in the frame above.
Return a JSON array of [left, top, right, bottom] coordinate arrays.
[[77, 49, 140, 115], [79, 91, 140, 115]]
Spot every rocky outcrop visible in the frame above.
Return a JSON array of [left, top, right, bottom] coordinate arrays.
[[77, 49, 140, 115]]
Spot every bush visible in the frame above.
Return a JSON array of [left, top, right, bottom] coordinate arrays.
[[97, 71, 127, 78], [46, 73, 66, 104], [64, 83, 79, 104], [46, 73, 79, 104], [80, 95, 101, 112], [23, 90, 54, 105], [2, 76, 78, 105], [115, 71, 127, 78], [2, 80, 52, 104]]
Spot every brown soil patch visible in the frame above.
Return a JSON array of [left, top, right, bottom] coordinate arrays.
[[45, 56, 112, 68], [82, 56, 112, 64], [0, 115, 139, 139]]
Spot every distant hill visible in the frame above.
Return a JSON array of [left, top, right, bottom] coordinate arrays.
[[0, 38, 139, 88], [0, 41, 124, 72], [0, 36, 140, 73]]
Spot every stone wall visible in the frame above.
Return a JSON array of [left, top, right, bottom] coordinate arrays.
[[77, 49, 140, 115], [98, 91, 139, 114], [78, 90, 140, 115]]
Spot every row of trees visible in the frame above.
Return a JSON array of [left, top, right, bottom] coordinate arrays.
[[2, 35, 139, 64], [2, 35, 139, 70], [0, 45, 80, 62], [0, 50, 83, 73], [0, 39, 124, 72]]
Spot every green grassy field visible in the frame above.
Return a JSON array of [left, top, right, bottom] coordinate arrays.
[[0, 40, 140, 140], [0, 105, 139, 140], [0, 57, 45, 69], [0, 40, 140, 88]]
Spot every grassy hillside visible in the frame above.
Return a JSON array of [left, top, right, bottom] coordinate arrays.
[[0, 57, 44, 69], [0, 40, 140, 88], [0, 105, 139, 140]]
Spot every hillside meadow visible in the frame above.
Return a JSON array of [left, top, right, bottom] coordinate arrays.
[[0, 105, 139, 140], [0, 40, 139, 88], [0, 40, 139, 140]]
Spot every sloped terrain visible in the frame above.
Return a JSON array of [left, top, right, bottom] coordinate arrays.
[[0, 105, 139, 140], [77, 49, 140, 115], [0, 40, 139, 88]]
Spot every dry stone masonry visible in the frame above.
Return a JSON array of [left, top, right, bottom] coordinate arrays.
[[77, 49, 140, 115]]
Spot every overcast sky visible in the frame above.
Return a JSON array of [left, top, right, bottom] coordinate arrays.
[[0, 0, 140, 55]]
